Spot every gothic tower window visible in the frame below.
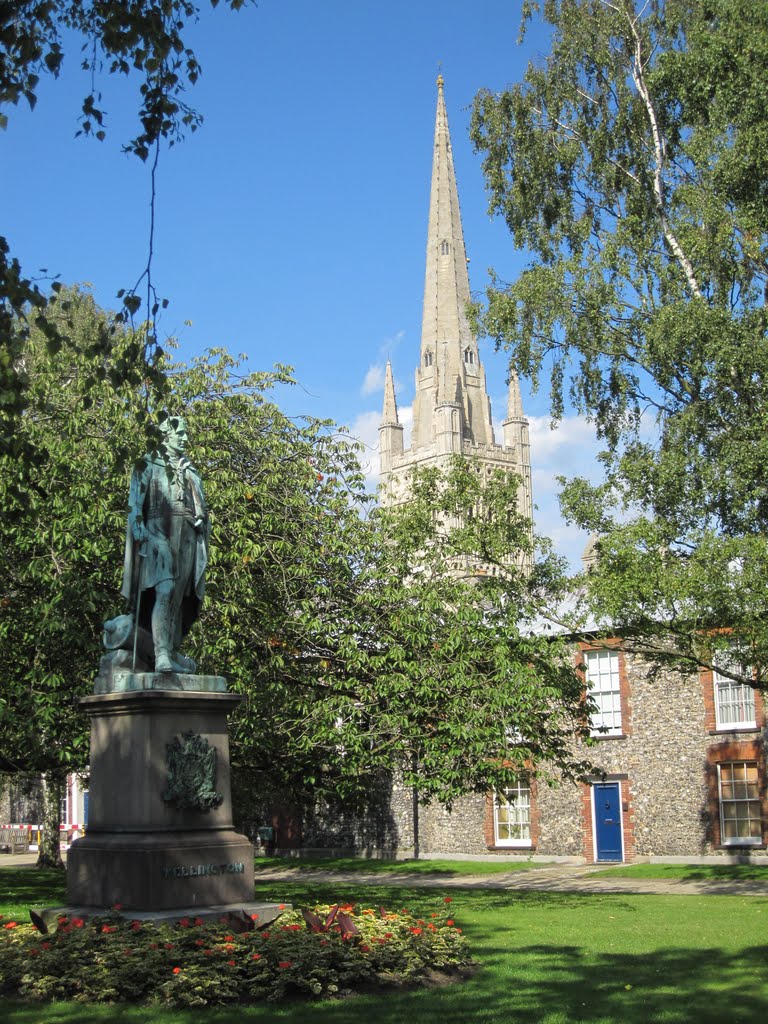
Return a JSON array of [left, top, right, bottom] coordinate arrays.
[[424, 350, 433, 367], [464, 347, 474, 365], [440, 240, 450, 255]]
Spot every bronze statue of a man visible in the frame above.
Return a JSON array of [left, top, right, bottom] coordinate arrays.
[[121, 416, 209, 673]]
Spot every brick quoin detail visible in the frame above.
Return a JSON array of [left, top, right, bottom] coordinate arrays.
[[704, 738, 766, 849], [577, 642, 632, 738], [581, 777, 635, 863]]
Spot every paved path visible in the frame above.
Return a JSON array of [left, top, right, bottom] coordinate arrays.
[[249, 862, 768, 898], [4, 853, 767, 898]]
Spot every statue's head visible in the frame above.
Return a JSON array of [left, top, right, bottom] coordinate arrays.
[[160, 415, 189, 457]]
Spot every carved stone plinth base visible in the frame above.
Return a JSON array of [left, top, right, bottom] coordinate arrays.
[[67, 830, 255, 910], [35, 900, 288, 932], [68, 686, 254, 911]]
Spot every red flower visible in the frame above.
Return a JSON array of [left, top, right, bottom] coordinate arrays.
[[164, 942, 174, 950], [444, 897, 453, 903], [278, 904, 287, 910], [251, 913, 260, 921], [179, 917, 190, 928], [204, 949, 214, 956], [261, 931, 270, 939], [172, 967, 181, 975], [131, 921, 142, 931], [223, 934, 234, 942], [455, 928, 462, 933], [410, 927, 422, 935], [4, 922, 18, 929], [101, 925, 118, 933], [446, 919, 454, 926], [28, 948, 39, 957], [278, 961, 293, 969], [195, 938, 205, 947], [360, 944, 370, 953], [320, 939, 328, 947], [41, 942, 50, 950], [72, 918, 85, 929], [227, 959, 236, 966], [251, 953, 262, 961], [194, 917, 204, 926], [384, 932, 393, 939], [112, 903, 123, 911], [427, 924, 436, 931]]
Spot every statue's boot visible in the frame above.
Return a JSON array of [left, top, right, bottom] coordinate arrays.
[[171, 652, 197, 673], [152, 595, 175, 673], [155, 651, 174, 673]]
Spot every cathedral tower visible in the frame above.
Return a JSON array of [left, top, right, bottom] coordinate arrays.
[[379, 77, 533, 535]]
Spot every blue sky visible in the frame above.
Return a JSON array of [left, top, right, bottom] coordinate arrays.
[[4, 0, 603, 567]]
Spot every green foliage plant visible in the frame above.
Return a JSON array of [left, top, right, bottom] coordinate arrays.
[[0, 901, 472, 1007], [470, 0, 768, 687]]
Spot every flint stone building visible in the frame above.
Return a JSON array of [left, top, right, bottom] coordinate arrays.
[[286, 79, 768, 864]]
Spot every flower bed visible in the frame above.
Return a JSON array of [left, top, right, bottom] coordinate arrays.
[[0, 899, 473, 1007]]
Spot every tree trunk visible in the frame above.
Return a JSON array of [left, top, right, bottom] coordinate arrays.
[[36, 773, 65, 869]]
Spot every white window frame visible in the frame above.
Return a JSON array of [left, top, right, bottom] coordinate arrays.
[[717, 761, 762, 846], [493, 778, 532, 847], [713, 649, 756, 731], [584, 649, 623, 737]]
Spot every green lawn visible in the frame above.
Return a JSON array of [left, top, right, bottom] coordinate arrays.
[[254, 856, 539, 876], [595, 863, 768, 881], [1, 868, 766, 1023]]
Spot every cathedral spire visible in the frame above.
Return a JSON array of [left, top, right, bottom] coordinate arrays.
[[379, 360, 404, 477], [503, 370, 533, 526], [506, 370, 524, 420], [382, 360, 400, 425], [419, 74, 474, 365], [377, 77, 533, 557], [411, 77, 494, 451]]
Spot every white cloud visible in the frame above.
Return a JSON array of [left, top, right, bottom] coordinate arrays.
[[380, 329, 405, 358], [361, 363, 385, 395], [527, 415, 605, 571], [348, 410, 382, 485], [400, 403, 413, 450]]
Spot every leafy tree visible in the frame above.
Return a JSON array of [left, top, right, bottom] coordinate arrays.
[[196, 440, 593, 812], [1, 289, 596, 863], [0, 288, 145, 865], [470, 0, 768, 687]]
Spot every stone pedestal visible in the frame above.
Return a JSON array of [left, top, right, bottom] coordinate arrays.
[[67, 684, 255, 911]]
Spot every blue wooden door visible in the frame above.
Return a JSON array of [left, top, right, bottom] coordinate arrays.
[[593, 782, 623, 861]]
